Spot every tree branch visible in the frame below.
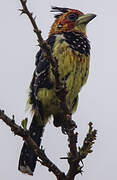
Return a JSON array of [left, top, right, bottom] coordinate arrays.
[[0, 110, 65, 179], [0, 108, 97, 179], [66, 122, 97, 180], [19, 0, 47, 47]]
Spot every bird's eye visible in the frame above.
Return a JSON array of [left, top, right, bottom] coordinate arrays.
[[67, 13, 78, 22]]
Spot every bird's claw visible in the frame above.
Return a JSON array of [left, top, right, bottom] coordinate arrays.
[[61, 120, 77, 134]]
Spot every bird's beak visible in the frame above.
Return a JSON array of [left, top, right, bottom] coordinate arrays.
[[76, 13, 96, 25]]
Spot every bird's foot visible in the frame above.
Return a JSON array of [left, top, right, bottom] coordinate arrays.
[[53, 117, 62, 127], [53, 114, 77, 134], [61, 119, 77, 134]]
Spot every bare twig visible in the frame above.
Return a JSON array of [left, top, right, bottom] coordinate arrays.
[[19, 0, 46, 47], [19, 0, 55, 68], [0, 110, 65, 179], [66, 131, 79, 180], [79, 122, 97, 160], [0, 108, 97, 179], [66, 123, 97, 180]]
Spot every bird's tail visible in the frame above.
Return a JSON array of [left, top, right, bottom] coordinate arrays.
[[18, 113, 44, 175]]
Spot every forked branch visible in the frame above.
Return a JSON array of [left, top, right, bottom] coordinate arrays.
[[0, 110, 65, 179]]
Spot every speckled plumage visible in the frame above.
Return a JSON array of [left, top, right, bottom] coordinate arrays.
[[18, 6, 96, 175], [29, 32, 90, 121]]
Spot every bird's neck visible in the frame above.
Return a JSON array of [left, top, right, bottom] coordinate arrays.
[[73, 24, 87, 37]]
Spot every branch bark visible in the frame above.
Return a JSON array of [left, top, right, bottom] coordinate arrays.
[[0, 110, 97, 179], [0, 110, 65, 179]]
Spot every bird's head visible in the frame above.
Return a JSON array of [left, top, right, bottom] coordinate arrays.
[[49, 6, 96, 36]]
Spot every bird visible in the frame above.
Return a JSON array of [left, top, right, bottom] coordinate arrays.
[[18, 6, 96, 175]]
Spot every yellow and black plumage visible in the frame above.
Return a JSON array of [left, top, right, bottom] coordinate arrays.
[[18, 6, 96, 175]]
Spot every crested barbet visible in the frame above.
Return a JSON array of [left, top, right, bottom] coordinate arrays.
[[18, 6, 96, 175]]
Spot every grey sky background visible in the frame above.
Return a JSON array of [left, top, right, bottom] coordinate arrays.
[[0, 0, 116, 179]]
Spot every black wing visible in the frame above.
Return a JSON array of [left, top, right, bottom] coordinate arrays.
[[29, 35, 56, 108]]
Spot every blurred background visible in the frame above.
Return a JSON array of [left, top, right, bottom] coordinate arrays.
[[0, 0, 116, 179]]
